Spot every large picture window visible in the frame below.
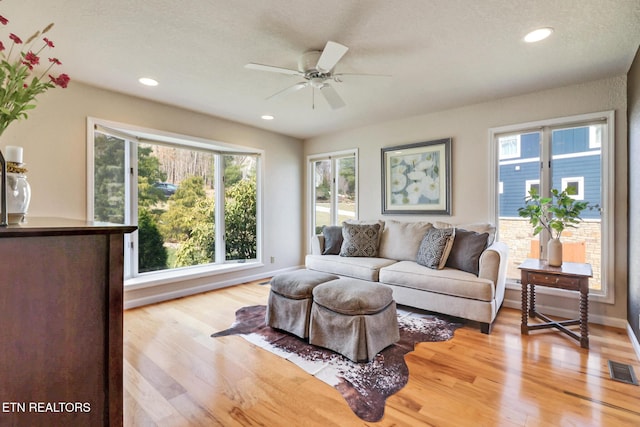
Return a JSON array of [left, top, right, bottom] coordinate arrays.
[[490, 111, 613, 300], [88, 119, 261, 282]]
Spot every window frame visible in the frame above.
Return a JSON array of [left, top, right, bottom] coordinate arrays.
[[87, 117, 264, 288], [489, 110, 614, 303], [307, 149, 358, 241]]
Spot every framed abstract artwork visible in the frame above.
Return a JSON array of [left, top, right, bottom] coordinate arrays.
[[381, 138, 451, 215]]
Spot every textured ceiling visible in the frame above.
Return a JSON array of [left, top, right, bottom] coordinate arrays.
[[3, 0, 640, 139]]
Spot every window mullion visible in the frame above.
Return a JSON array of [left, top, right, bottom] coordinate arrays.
[[540, 127, 552, 197], [331, 157, 338, 226], [539, 127, 552, 258], [214, 154, 225, 264], [128, 141, 139, 277]]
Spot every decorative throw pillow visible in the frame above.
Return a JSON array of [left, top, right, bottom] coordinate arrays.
[[339, 222, 382, 257], [416, 227, 455, 269], [322, 225, 343, 255], [445, 229, 489, 276], [344, 219, 385, 246]]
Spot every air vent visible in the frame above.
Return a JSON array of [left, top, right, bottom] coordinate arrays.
[[608, 360, 639, 385]]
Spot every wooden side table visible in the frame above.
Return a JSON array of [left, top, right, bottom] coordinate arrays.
[[518, 258, 593, 349]]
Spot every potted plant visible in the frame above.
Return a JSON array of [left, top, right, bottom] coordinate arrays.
[[517, 187, 595, 266]]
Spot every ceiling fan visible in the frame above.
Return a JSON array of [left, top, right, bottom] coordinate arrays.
[[245, 41, 386, 110]]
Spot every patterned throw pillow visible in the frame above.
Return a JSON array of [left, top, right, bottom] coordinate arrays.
[[339, 222, 382, 257], [416, 227, 455, 269]]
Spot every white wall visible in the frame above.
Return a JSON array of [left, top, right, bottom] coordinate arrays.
[[304, 76, 629, 325], [1, 82, 305, 306]]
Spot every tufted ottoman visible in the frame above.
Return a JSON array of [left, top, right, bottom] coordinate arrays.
[[266, 269, 339, 339], [309, 278, 400, 362]]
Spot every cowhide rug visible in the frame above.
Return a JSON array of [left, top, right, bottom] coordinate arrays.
[[211, 305, 461, 422]]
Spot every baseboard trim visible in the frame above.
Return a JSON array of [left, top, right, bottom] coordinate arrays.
[[124, 265, 302, 309], [627, 323, 640, 362], [502, 297, 628, 329]]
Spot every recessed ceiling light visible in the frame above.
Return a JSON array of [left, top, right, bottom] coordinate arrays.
[[524, 27, 554, 43], [261, 114, 275, 120], [138, 77, 159, 86]]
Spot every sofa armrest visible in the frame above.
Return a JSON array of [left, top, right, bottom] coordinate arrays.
[[479, 241, 509, 284], [478, 241, 509, 303], [311, 234, 325, 255]]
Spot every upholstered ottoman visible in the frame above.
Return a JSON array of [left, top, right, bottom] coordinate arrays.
[[309, 278, 399, 362], [266, 270, 339, 338]]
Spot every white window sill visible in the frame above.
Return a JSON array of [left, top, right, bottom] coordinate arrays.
[[124, 261, 264, 290]]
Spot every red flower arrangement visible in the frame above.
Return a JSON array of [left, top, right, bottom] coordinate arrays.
[[0, 13, 70, 135]]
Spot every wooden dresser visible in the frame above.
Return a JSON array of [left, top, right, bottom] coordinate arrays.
[[0, 218, 135, 426]]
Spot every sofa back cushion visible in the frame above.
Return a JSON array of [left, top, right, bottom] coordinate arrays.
[[416, 227, 455, 269], [339, 222, 382, 257], [378, 220, 433, 261]]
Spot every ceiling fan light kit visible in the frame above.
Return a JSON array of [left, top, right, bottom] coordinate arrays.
[[245, 40, 385, 110]]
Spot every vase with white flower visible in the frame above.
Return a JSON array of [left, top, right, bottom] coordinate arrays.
[[0, 11, 70, 224]]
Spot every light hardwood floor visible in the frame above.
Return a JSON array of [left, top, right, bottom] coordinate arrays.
[[124, 280, 640, 426]]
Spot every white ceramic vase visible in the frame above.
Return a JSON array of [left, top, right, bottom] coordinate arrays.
[[6, 172, 31, 224], [547, 238, 563, 267]]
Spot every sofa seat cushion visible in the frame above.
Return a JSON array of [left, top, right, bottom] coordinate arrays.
[[305, 254, 397, 281], [379, 261, 495, 302]]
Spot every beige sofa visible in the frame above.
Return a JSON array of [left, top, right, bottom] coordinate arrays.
[[305, 220, 509, 333]]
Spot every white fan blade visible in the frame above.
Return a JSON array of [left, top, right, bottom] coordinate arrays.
[[320, 84, 346, 109], [333, 72, 392, 78], [316, 41, 348, 72], [245, 63, 303, 76], [267, 82, 308, 100]]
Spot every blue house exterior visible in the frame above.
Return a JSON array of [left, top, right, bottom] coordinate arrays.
[[499, 126, 601, 219]]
